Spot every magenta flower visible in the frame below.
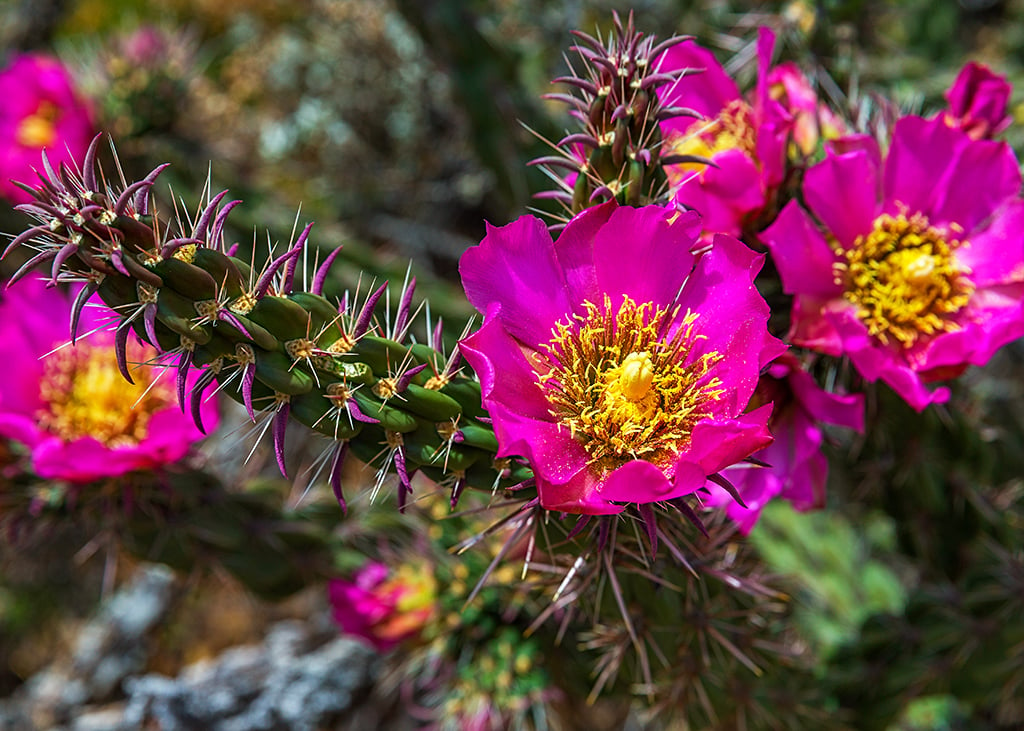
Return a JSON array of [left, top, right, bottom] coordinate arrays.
[[707, 353, 863, 533], [0, 53, 95, 204], [657, 28, 791, 236], [766, 61, 848, 158], [327, 561, 437, 652], [763, 115, 1024, 411], [459, 203, 785, 515], [943, 61, 1011, 140], [0, 278, 216, 483]]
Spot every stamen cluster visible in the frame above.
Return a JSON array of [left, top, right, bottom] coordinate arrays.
[[537, 294, 723, 473]]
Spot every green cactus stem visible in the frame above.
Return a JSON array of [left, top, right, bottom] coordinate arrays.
[[530, 11, 705, 226], [5, 137, 532, 511]]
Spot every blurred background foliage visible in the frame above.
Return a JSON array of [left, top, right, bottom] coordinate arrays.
[[2, 0, 1024, 729]]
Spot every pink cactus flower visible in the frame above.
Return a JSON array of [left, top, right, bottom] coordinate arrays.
[[766, 62, 848, 158], [0, 54, 95, 204], [459, 203, 785, 515], [657, 28, 792, 236], [328, 561, 437, 652], [707, 353, 863, 533], [943, 61, 1012, 140], [0, 278, 216, 483], [762, 115, 1024, 411]]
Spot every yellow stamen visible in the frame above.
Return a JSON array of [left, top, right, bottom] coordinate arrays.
[[38, 339, 173, 446], [835, 212, 973, 347], [536, 294, 724, 475], [665, 99, 757, 182]]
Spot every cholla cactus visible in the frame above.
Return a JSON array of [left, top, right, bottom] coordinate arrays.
[[531, 11, 703, 222], [4, 137, 531, 513]]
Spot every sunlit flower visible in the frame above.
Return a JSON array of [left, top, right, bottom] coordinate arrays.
[[707, 353, 863, 533], [327, 560, 437, 652], [766, 61, 847, 158], [459, 203, 784, 515], [0, 53, 94, 204], [657, 28, 792, 236], [762, 115, 1024, 410], [0, 278, 215, 482], [943, 61, 1011, 140]]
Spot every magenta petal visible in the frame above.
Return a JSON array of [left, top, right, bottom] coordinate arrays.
[[929, 134, 1020, 231], [538, 466, 624, 515], [956, 200, 1024, 287], [804, 149, 878, 247], [785, 361, 865, 431], [550, 201, 614, 305], [689, 405, 774, 475], [458, 305, 554, 422], [657, 40, 740, 118], [594, 459, 678, 504], [883, 116, 978, 221], [674, 149, 763, 237], [826, 308, 948, 411], [592, 205, 700, 306], [679, 234, 781, 413], [460, 215, 574, 345]]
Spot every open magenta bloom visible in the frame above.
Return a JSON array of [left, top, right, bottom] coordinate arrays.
[[327, 561, 437, 652], [459, 203, 784, 515], [657, 28, 791, 236], [707, 353, 863, 533], [0, 278, 216, 483], [763, 115, 1024, 411], [0, 53, 94, 204], [943, 62, 1011, 140], [766, 62, 847, 158]]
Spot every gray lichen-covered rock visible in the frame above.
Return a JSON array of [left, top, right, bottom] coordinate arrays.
[[122, 621, 378, 731]]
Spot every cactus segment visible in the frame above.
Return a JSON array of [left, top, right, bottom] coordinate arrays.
[[8, 145, 533, 510]]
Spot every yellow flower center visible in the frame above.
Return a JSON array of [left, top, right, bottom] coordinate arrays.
[[37, 338, 174, 447], [536, 294, 724, 475], [16, 102, 59, 148], [665, 99, 757, 182], [835, 212, 974, 347]]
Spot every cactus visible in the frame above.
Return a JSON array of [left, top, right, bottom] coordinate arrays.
[[4, 137, 533, 512], [530, 10, 703, 223]]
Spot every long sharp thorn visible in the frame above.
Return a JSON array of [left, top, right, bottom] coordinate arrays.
[[312, 245, 344, 296], [114, 322, 134, 384], [115, 177, 156, 216], [354, 282, 387, 338], [49, 241, 79, 283], [329, 442, 349, 513], [69, 281, 98, 344], [282, 223, 314, 293], [242, 364, 256, 422], [253, 245, 302, 298], [9, 249, 57, 286], [190, 370, 216, 433], [209, 199, 243, 248], [143, 304, 161, 349], [3, 225, 49, 260], [193, 190, 230, 240], [273, 401, 291, 477], [393, 275, 416, 340], [176, 350, 193, 412], [707, 471, 747, 509], [82, 133, 103, 191], [637, 503, 658, 554]]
